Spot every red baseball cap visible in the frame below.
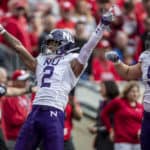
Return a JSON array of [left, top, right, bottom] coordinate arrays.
[[12, 70, 30, 81], [97, 40, 110, 49], [60, 1, 74, 11]]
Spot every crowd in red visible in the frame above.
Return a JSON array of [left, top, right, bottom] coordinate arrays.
[[0, 0, 150, 82], [0, 0, 149, 150]]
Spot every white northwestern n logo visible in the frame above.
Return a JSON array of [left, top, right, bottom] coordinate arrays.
[[50, 111, 58, 117], [63, 32, 74, 43]]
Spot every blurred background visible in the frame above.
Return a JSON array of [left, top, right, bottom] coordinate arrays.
[[0, 0, 149, 150]]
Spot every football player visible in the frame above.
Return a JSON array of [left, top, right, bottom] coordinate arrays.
[[105, 50, 150, 150], [0, 6, 117, 150]]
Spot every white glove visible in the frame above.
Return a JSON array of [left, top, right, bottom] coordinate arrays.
[[101, 5, 121, 26], [105, 51, 120, 63], [0, 24, 6, 35]]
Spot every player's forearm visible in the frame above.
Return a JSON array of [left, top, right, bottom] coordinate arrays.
[[0, 25, 37, 71], [114, 61, 130, 80], [77, 24, 105, 65], [2, 31, 22, 53], [6, 87, 29, 96], [70, 24, 106, 77]]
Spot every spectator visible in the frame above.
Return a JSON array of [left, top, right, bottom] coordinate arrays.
[[122, 0, 142, 63], [88, 80, 119, 150], [64, 89, 83, 150], [1, 1, 31, 52], [91, 40, 121, 82], [28, 14, 42, 57], [122, 0, 137, 36], [58, 0, 98, 18], [75, 20, 92, 79], [141, 17, 150, 50], [75, 20, 89, 42], [56, 1, 75, 35], [28, 0, 60, 17], [113, 31, 128, 61], [101, 82, 143, 150], [1, 69, 31, 150], [74, 0, 96, 36], [38, 15, 56, 52], [0, 67, 31, 150]]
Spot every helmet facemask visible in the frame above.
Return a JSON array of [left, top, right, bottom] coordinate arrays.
[[42, 39, 61, 55], [41, 29, 79, 55]]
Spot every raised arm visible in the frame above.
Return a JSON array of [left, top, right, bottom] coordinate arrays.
[[105, 51, 142, 80], [71, 5, 118, 77], [0, 25, 37, 72]]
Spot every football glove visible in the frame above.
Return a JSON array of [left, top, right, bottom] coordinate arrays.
[[105, 51, 120, 63], [101, 5, 120, 26]]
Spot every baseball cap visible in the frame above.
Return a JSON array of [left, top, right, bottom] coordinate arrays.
[[12, 70, 30, 81], [60, 1, 74, 11]]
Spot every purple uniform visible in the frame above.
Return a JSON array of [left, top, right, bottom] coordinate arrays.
[[15, 105, 64, 150], [15, 53, 83, 150]]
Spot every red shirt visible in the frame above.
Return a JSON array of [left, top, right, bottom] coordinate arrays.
[[29, 31, 39, 57], [92, 58, 122, 81], [64, 99, 81, 140], [56, 19, 75, 31], [134, 2, 147, 35], [1, 15, 31, 52], [0, 0, 9, 12], [101, 98, 143, 144], [64, 103, 73, 141], [2, 95, 31, 140]]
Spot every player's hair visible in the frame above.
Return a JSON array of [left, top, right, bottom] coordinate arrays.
[[121, 81, 139, 99], [102, 80, 119, 99]]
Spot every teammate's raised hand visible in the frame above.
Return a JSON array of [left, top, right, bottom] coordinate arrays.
[[105, 51, 120, 63]]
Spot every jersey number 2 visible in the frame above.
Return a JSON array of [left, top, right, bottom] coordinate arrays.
[[41, 66, 54, 87]]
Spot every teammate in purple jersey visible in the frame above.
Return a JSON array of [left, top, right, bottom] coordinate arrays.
[[0, 5, 117, 150], [105, 50, 150, 150]]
